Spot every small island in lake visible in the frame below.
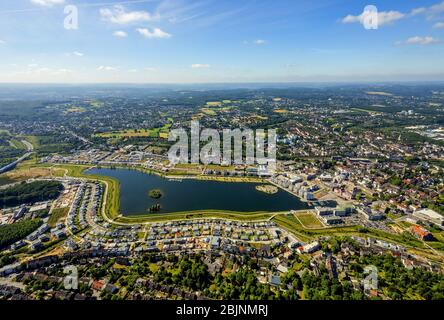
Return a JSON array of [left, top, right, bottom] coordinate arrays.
[[148, 189, 163, 199], [255, 184, 278, 194]]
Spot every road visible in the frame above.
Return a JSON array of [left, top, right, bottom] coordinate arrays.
[[67, 130, 92, 145], [21, 139, 34, 151], [0, 139, 34, 174]]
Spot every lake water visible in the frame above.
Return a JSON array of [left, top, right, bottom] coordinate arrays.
[[86, 168, 312, 215]]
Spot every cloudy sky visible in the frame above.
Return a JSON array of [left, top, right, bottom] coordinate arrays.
[[0, 0, 444, 83]]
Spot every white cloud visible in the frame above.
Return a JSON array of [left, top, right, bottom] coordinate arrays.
[[18, 65, 73, 76], [398, 36, 440, 45], [342, 10, 405, 27], [434, 22, 444, 28], [409, 1, 444, 19], [136, 28, 171, 39], [430, 1, 444, 14], [34, 67, 50, 73], [342, 2, 444, 27], [144, 67, 158, 71], [113, 31, 128, 38], [410, 7, 426, 16], [30, 0, 65, 6], [254, 39, 267, 45], [128, 69, 138, 73], [243, 39, 267, 45], [65, 51, 84, 57], [97, 66, 118, 71], [191, 64, 210, 69], [0, 40, 5, 45], [341, 15, 360, 24], [52, 68, 73, 75], [100, 5, 154, 25]]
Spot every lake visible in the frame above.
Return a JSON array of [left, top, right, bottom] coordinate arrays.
[[86, 168, 312, 215]]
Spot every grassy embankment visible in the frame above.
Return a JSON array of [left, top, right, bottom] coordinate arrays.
[[116, 210, 279, 224]]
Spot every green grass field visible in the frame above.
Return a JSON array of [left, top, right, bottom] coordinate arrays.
[[201, 108, 217, 116], [95, 124, 172, 139], [295, 213, 324, 228]]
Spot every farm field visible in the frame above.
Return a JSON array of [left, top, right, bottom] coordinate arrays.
[[94, 124, 172, 139]]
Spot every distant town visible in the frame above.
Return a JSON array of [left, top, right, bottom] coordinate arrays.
[[0, 84, 443, 301]]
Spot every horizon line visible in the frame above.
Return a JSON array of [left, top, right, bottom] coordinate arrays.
[[1, 80, 444, 86]]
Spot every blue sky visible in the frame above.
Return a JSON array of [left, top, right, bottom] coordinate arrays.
[[0, 0, 444, 83]]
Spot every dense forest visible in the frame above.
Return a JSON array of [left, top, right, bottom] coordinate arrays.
[[0, 219, 41, 249], [0, 181, 63, 208]]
